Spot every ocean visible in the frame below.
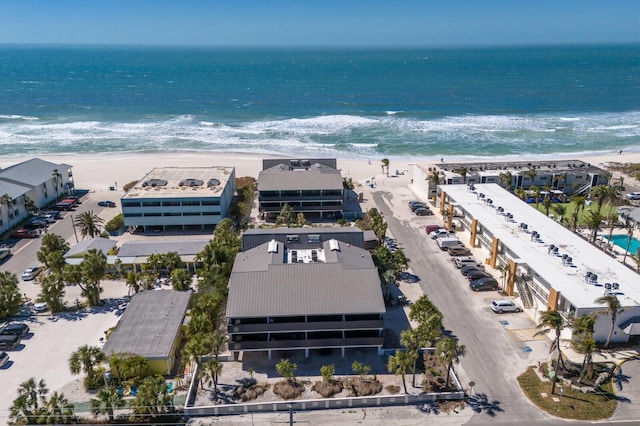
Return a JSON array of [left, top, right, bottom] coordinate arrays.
[[1, 44, 639, 161]]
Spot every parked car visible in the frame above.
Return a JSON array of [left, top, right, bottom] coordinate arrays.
[[429, 229, 455, 239], [53, 201, 74, 211], [21, 266, 42, 281], [625, 192, 640, 201], [0, 351, 8, 367], [0, 247, 10, 261], [97, 200, 116, 207], [0, 334, 20, 350], [0, 322, 30, 337], [466, 270, 491, 281], [29, 218, 49, 228], [410, 202, 428, 212], [10, 229, 39, 239], [33, 302, 48, 312], [415, 207, 433, 216], [437, 237, 462, 250], [36, 214, 56, 223], [44, 210, 62, 219], [490, 300, 521, 313], [470, 277, 500, 292], [456, 257, 482, 269], [460, 265, 484, 276], [408, 200, 425, 208], [425, 225, 443, 234], [448, 246, 471, 256]]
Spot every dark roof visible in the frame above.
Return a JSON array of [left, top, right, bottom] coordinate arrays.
[[102, 290, 192, 359], [227, 239, 384, 318], [258, 162, 343, 191], [262, 158, 337, 170], [242, 227, 365, 251]]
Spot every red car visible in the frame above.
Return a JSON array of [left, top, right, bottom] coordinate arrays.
[[10, 229, 39, 239]]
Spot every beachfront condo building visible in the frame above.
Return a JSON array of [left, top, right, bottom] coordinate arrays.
[[437, 182, 640, 345], [120, 167, 235, 232], [257, 158, 344, 220], [0, 158, 74, 234], [226, 227, 385, 360], [413, 159, 610, 201]]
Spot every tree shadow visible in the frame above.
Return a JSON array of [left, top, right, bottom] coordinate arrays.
[[467, 393, 504, 417], [398, 271, 420, 283]]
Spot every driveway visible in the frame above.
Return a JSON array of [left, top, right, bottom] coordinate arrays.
[[611, 356, 640, 420]]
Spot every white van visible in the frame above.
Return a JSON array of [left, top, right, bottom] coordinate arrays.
[[454, 256, 482, 269], [437, 237, 462, 251]]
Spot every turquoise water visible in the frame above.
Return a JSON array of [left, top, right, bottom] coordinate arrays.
[[1, 44, 639, 159], [608, 234, 640, 255]]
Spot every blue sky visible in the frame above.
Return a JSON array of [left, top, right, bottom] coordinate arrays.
[[1, 0, 638, 47]]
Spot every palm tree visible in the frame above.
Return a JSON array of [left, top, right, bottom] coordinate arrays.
[[163, 251, 182, 272], [129, 375, 172, 420], [571, 314, 596, 382], [1, 193, 14, 226], [535, 309, 567, 374], [23, 195, 37, 214], [594, 294, 623, 348], [381, 158, 390, 176], [605, 212, 619, 251], [171, 268, 192, 291], [126, 271, 140, 296], [571, 195, 586, 231], [43, 391, 74, 424], [38, 273, 66, 313], [0, 271, 22, 320], [10, 377, 49, 424], [590, 184, 613, 214], [435, 337, 466, 390], [400, 329, 422, 387], [584, 211, 604, 243], [276, 358, 298, 383], [499, 171, 513, 190], [387, 349, 415, 393], [200, 359, 223, 395], [184, 332, 215, 371], [81, 249, 108, 306], [455, 166, 468, 184], [542, 197, 553, 217], [69, 345, 105, 384], [320, 364, 335, 383], [52, 169, 63, 199], [552, 204, 567, 225], [622, 226, 635, 264], [90, 386, 125, 422], [73, 210, 105, 239], [524, 165, 538, 187]]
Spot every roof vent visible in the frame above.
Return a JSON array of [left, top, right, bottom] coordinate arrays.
[[179, 178, 203, 187], [142, 179, 168, 188], [329, 239, 340, 252], [267, 239, 278, 253]]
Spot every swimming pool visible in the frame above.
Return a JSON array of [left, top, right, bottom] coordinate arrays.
[[607, 234, 640, 255]]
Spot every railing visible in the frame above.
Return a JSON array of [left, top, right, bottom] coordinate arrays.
[[228, 336, 383, 351], [516, 277, 534, 309], [228, 320, 384, 334]]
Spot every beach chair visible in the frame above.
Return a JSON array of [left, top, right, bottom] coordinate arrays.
[[167, 382, 174, 394], [130, 385, 138, 396], [117, 386, 124, 397]]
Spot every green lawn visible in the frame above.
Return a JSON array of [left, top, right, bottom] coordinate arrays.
[[531, 200, 619, 227], [517, 367, 617, 420]]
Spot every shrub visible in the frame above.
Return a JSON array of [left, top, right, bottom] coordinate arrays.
[[104, 214, 124, 233]]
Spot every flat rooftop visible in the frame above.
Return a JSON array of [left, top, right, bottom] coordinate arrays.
[[123, 167, 234, 199], [433, 159, 606, 175], [444, 183, 640, 310]]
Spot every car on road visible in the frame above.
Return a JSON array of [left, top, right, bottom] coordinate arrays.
[[98, 200, 116, 207], [21, 266, 42, 281], [470, 277, 500, 292], [448, 246, 471, 256], [415, 207, 433, 216], [0, 351, 8, 366], [10, 229, 39, 239], [429, 229, 455, 239], [29, 218, 49, 228], [625, 192, 640, 201], [490, 300, 521, 313], [0, 322, 30, 337], [0, 334, 20, 350]]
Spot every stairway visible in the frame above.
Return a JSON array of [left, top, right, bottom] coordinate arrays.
[[516, 276, 534, 309]]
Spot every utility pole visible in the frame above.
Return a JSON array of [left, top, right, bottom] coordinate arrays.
[[70, 214, 79, 243]]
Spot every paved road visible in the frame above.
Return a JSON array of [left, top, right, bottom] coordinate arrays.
[[372, 190, 552, 424], [611, 357, 640, 421]]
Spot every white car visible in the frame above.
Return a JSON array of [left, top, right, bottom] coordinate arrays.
[[429, 229, 454, 239], [490, 300, 521, 314], [33, 302, 48, 312], [0, 351, 9, 367], [21, 266, 42, 281], [625, 192, 640, 201]]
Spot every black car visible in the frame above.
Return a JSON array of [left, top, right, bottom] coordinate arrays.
[[415, 207, 433, 216], [460, 265, 484, 276], [0, 351, 8, 367], [470, 277, 500, 292], [466, 270, 491, 281], [410, 202, 428, 212], [0, 323, 29, 337], [0, 334, 20, 350]]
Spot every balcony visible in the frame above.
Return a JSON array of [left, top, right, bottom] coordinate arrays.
[[228, 336, 384, 351], [228, 319, 384, 334]]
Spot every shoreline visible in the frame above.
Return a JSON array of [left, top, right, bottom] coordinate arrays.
[[2, 150, 640, 193]]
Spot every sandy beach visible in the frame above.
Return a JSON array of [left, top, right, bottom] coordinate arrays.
[[2, 151, 640, 192]]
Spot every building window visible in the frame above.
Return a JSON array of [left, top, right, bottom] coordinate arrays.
[[123, 213, 143, 217], [162, 201, 181, 207], [286, 235, 299, 243], [308, 234, 321, 243], [144, 212, 162, 217], [141, 201, 161, 207], [122, 201, 141, 207], [182, 200, 201, 206], [163, 212, 182, 216], [201, 211, 220, 216], [184, 212, 203, 216], [201, 200, 220, 206]]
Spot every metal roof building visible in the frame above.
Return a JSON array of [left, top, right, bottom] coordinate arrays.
[[227, 228, 385, 359], [102, 290, 192, 375], [242, 227, 366, 251], [440, 183, 640, 344]]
